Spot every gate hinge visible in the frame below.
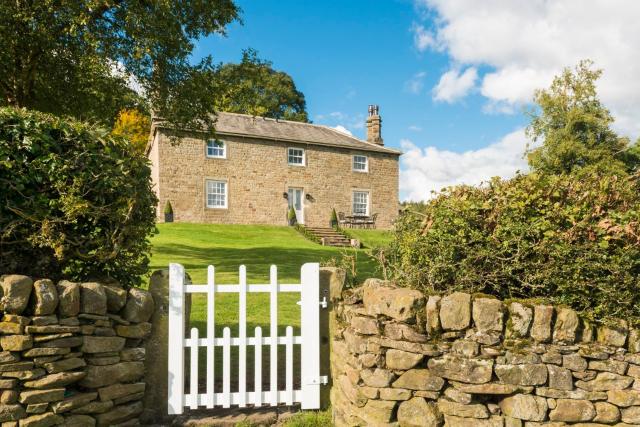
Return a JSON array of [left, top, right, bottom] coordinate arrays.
[[307, 375, 329, 385]]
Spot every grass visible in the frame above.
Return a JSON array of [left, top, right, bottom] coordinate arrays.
[[148, 223, 392, 391], [342, 228, 393, 249], [280, 409, 332, 426], [149, 223, 391, 333]]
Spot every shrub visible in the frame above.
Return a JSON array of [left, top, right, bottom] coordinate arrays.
[[330, 208, 338, 229], [0, 107, 157, 286], [164, 201, 174, 215], [287, 206, 297, 224], [385, 171, 640, 324]]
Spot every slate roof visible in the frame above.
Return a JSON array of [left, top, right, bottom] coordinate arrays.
[[153, 112, 401, 155]]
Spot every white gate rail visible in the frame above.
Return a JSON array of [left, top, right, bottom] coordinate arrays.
[[167, 262, 322, 414]]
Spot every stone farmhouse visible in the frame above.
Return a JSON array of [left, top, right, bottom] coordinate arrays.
[[147, 105, 401, 229]]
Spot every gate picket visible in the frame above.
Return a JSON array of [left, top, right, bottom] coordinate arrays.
[[269, 265, 278, 407]]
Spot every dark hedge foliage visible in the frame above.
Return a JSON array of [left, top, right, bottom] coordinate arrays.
[[386, 171, 640, 324], [0, 108, 157, 286]]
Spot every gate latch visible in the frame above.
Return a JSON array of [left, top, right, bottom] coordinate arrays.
[[307, 376, 329, 385], [295, 296, 328, 309]]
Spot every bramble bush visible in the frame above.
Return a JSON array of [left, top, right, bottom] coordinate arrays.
[[385, 62, 640, 324], [0, 108, 157, 286]]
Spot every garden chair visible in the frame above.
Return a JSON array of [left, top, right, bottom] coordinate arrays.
[[365, 213, 378, 229], [338, 211, 349, 228]]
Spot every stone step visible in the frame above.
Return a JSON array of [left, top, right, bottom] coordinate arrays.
[[301, 227, 352, 247]]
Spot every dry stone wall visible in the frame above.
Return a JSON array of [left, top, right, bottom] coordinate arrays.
[[331, 278, 640, 426], [0, 274, 154, 427]]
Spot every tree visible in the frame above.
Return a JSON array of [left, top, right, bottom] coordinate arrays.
[[526, 60, 637, 175], [213, 49, 309, 122], [0, 1, 240, 128], [112, 109, 151, 154]]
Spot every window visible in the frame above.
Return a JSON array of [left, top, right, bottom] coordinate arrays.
[[206, 139, 225, 158], [353, 155, 368, 172], [206, 180, 227, 208], [353, 191, 369, 216], [288, 147, 305, 166]]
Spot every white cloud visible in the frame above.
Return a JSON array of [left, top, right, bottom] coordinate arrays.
[[315, 111, 365, 134], [400, 129, 530, 201], [433, 67, 477, 102], [412, 24, 438, 51], [404, 71, 427, 94], [332, 125, 353, 136], [408, 125, 423, 132], [415, 0, 640, 137]]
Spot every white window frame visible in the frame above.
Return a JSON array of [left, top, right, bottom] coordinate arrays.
[[205, 179, 228, 209], [206, 139, 226, 159], [353, 155, 368, 172], [352, 190, 370, 216], [287, 147, 305, 166]]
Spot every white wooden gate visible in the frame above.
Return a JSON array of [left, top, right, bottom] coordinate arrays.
[[167, 262, 324, 414]]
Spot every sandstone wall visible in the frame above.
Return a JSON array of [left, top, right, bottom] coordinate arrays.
[[0, 274, 154, 427], [331, 279, 640, 426], [152, 129, 400, 229]]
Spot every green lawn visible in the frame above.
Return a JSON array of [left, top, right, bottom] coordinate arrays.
[[148, 223, 391, 390], [343, 228, 393, 249]]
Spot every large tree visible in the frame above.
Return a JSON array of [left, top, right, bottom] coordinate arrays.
[[0, 1, 240, 129], [213, 49, 309, 122]]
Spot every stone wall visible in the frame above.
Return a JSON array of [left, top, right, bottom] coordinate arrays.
[[331, 278, 640, 426], [150, 129, 400, 229], [0, 274, 154, 427]]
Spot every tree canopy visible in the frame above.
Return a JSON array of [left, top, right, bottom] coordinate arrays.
[[213, 49, 309, 122], [111, 109, 151, 154], [0, 1, 240, 129], [526, 60, 638, 175]]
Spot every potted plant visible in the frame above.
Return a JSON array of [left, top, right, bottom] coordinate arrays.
[[330, 208, 338, 229], [164, 201, 174, 223], [287, 206, 297, 226]]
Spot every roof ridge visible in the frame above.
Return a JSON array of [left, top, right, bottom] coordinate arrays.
[[217, 111, 320, 128], [217, 111, 385, 148]]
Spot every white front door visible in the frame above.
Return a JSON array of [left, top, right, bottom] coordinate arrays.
[[288, 187, 304, 224]]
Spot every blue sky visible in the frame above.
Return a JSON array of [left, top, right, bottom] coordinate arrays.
[[194, 0, 640, 201]]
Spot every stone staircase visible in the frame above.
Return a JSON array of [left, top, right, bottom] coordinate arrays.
[[304, 226, 352, 247]]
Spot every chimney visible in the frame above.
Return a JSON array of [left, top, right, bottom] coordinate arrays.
[[366, 105, 383, 145]]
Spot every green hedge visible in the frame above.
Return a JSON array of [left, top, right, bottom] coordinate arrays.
[[0, 108, 157, 286], [386, 171, 640, 324]]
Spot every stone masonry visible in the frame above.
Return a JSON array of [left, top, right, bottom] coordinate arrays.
[[0, 274, 154, 427], [331, 277, 640, 426], [148, 111, 400, 229]]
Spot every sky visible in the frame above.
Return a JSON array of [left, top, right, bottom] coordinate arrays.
[[195, 0, 640, 201]]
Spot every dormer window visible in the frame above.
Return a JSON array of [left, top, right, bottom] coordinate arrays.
[[206, 139, 226, 158], [353, 155, 368, 172]]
